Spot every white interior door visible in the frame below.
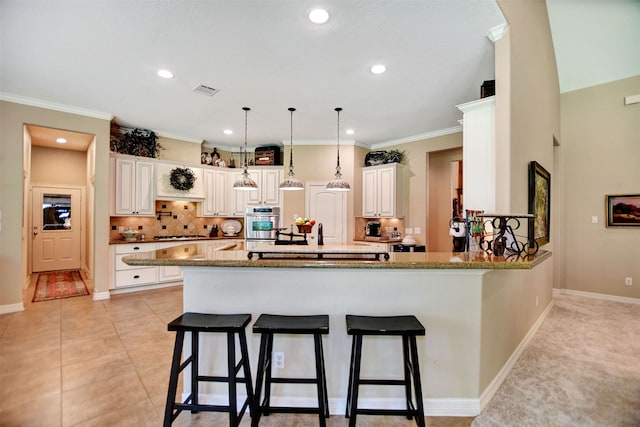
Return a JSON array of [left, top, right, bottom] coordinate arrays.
[[306, 181, 347, 244], [32, 186, 82, 272]]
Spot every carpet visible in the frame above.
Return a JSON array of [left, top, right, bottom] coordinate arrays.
[[472, 294, 640, 426], [32, 270, 90, 302]]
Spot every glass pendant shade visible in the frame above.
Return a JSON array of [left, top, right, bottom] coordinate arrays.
[[233, 107, 258, 191], [280, 107, 304, 191], [326, 107, 351, 191]]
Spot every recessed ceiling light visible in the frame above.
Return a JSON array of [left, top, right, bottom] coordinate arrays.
[[309, 8, 330, 24], [223, 129, 233, 135], [56, 137, 67, 144], [157, 69, 175, 79], [370, 64, 387, 74], [345, 129, 355, 135]]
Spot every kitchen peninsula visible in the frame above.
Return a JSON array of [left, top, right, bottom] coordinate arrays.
[[124, 244, 552, 416]]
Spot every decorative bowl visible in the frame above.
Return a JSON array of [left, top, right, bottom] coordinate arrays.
[[297, 224, 314, 234], [120, 229, 140, 242]]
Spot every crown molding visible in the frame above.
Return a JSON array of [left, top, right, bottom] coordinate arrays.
[[0, 92, 114, 120], [370, 126, 462, 150], [155, 131, 203, 144], [486, 23, 507, 43]]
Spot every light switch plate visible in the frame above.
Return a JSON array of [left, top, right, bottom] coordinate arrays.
[[591, 216, 598, 224], [414, 227, 421, 234], [405, 227, 413, 234]]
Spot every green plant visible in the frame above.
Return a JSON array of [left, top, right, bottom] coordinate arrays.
[[110, 126, 162, 157], [384, 149, 405, 164]]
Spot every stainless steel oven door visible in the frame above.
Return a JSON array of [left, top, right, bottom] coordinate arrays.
[[245, 207, 280, 241]]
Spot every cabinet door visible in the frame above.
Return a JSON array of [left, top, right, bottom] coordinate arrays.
[[230, 171, 249, 216], [362, 168, 378, 217], [135, 160, 155, 215], [261, 169, 281, 205], [377, 166, 397, 217], [201, 169, 216, 216], [213, 169, 229, 216], [245, 170, 262, 205], [114, 157, 136, 215]]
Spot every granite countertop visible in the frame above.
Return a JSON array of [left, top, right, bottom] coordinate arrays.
[[122, 242, 551, 270], [109, 236, 241, 245]]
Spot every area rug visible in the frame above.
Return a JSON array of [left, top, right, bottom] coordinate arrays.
[[32, 270, 90, 302]]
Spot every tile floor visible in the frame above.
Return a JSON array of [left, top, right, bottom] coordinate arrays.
[[0, 275, 474, 426]]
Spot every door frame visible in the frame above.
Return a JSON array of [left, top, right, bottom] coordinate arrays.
[[30, 184, 86, 274]]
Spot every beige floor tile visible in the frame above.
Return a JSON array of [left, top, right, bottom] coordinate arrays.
[[62, 350, 133, 391], [70, 397, 159, 427], [0, 365, 60, 409], [62, 368, 148, 426], [0, 390, 62, 426], [0, 345, 61, 374], [61, 333, 127, 366]]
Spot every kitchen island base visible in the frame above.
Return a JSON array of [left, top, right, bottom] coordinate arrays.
[[178, 259, 553, 416]]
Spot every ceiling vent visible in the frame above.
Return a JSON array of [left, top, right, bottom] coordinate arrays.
[[193, 84, 220, 96]]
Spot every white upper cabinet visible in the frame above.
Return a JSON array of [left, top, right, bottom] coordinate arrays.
[[245, 168, 282, 206], [111, 155, 155, 216], [199, 168, 230, 217], [362, 163, 404, 218]]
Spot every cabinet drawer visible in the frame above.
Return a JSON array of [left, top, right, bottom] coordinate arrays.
[[114, 242, 156, 255], [115, 267, 157, 288], [115, 254, 146, 271]]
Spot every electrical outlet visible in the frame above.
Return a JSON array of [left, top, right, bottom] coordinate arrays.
[[625, 277, 633, 286], [405, 227, 413, 235], [414, 227, 421, 234], [274, 351, 284, 369], [591, 216, 599, 224]]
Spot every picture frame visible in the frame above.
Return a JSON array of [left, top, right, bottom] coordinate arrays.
[[528, 161, 551, 246], [606, 195, 640, 227]]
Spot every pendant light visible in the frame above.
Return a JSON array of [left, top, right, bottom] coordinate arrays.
[[279, 107, 304, 191], [326, 107, 351, 191], [233, 107, 258, 191]]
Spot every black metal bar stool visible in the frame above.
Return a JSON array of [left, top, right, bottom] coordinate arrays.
[[345, 314, 426, 427], [252, 314, 330, 427], [163, 312, 254, 427]]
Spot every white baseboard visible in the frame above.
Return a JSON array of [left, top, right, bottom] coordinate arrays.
[[109, 282, 181, 295], [180, 393, 482, 417], [0, 302, 25, 314], [553, 288, 640, 305], [92, 291, 110, 301], [476, 299, 555, 414]]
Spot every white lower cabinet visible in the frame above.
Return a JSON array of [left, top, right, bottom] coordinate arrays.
[[156, 242, 185, 282], [110, 241, 186, 290], [111, 242, 158, 289]]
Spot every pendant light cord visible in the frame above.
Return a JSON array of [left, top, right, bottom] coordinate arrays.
[[289, 107, 296, 176], [335, 107, 342, 177], [243, 107, 250, 171]]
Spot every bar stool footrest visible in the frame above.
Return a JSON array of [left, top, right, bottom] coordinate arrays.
[[354, 408, 418, 417], [260, 406, 329, 415]]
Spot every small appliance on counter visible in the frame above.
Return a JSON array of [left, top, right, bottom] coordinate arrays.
[[365, 221, 381, 238]]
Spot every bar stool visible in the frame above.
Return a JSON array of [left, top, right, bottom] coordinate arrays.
[[345, 314, 426, 427], [252, 314, 330, 427], [163, 312, 254, 427]]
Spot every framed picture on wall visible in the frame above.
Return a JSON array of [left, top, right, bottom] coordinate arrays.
[[606, 195, 640, 227], [528, 161, 551, 245]]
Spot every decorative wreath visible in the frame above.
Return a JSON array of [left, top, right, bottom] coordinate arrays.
[[169, 167, 196, 191]]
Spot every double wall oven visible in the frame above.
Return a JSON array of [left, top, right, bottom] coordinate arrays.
[[245, 207, 280, 248]]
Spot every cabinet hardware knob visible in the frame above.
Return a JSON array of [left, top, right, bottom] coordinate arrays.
[[133, 275, 140, 279]]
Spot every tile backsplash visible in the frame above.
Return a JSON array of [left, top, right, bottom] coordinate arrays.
[[110, 201, 243, 241]]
